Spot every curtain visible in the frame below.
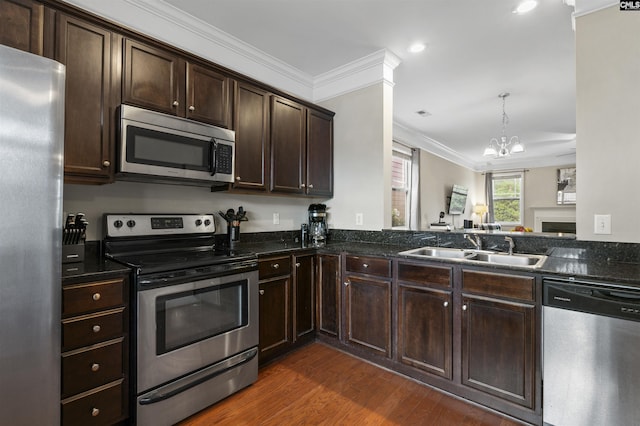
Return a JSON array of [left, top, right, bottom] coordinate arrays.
[[485, 172, 494, 223], [409, 148, 420, 230]]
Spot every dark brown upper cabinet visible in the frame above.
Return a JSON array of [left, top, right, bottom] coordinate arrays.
[[123, 39, 231, 128], [269, 95, 334, 197], [55, 13, 121, 184], [232, 81, 270, 191], [0, 0, 44, 55]]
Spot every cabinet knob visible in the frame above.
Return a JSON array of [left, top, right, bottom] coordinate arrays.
[[301, 184, 306, 188], [189, 105, 195, 111], [362, 263, 369, 268], [344, 281, 350, 287], [235, 176, 241, 181], [308, 184, 314, 189], [295, 262, 301, 267], [91, 408, 100, 417], [259, 289, 264, 295], [272, 263, 279, 269], [102, 160, 110, 167], [462, 304, 468, 311], [92, 293, 101, 301], [172, 100, 179, 107], [92, 325, 101, 333], [91, 363, 100, 372], [443, 301, 449, 308]]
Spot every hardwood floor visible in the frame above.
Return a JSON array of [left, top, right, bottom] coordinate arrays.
[[178, 342, 522, 426]]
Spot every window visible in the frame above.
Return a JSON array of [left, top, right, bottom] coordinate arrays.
[[491, 172, 523, 225], [391, 143, 418, 229]]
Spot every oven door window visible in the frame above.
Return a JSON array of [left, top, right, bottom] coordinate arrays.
[[156, 279, 248, 354], [126, 125, 210, 172]]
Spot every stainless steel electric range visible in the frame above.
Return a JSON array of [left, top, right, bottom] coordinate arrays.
[[103, 214, 259, 426]]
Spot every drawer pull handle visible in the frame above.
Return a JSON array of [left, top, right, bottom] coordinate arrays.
[[92, 325, 101, 333], [272, 263, 279, 269], [443, 301, 449, 308], [92, 293, 101, 301], [259, 289, 264, 295], [91, 363, 100, 372], [344, 281, 350, 287], [362, 263, 369, 268], [91, 408, 100, 417]]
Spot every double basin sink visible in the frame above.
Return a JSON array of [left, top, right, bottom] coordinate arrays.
[[398, 246, 547, 269]]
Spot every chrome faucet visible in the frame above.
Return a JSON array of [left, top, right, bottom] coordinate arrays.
[[505, 236, 515, 255], [464, 234, 482, 250]]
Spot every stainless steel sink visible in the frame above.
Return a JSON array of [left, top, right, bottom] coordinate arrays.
[[468, 252, 547, 268], [398, 246, 547, 269], [399, 247, 474, 259]]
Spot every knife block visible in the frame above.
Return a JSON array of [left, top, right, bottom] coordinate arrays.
[[62, 242, 85, 264]]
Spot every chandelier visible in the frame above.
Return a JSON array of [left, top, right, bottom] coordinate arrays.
[[483, 92, 525, 158]]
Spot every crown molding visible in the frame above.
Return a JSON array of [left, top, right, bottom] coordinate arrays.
[[313, 50, 401, 102], [573, 0, 618, 17]]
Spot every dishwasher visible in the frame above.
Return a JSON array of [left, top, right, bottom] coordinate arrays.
[[543, 277, 640, 426]]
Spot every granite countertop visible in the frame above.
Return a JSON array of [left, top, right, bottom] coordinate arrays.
[[65, 239, 640, 287]]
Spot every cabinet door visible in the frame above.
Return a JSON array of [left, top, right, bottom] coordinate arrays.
[[56, 14, 118, 183], [123, 39, 183, 115], [186, 63, 231, 127], [294, 254, 315, 340], [258, 277, 291, 362], [398, 284, 452, 379], [317, 254, 340, 338], [270, 96, 305, 194], [306, 108, 333, 197], [233, 82, 269, 191], [0, 0, 43, 55], [461, 294, 535, 408], [344, 275, 391, 358]]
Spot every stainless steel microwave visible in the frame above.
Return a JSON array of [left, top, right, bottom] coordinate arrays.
[[118, 104, 235, 185]]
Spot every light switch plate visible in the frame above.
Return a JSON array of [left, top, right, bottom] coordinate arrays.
[[355, 213, 363, 226], [594, 214, 611, 234], [273, 213, 280, 225]]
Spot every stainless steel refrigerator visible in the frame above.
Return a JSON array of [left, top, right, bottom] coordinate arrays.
[[0, 44, 65, 425]]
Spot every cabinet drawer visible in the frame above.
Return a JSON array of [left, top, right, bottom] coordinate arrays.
[[61, 379, 124, 426], [462, 270, 535, 302], [397, 262, 452, 288], [62, 339, 124, 398], [259, 256, 291, 280], [62, 308, 125, 352], [63, 278, 124, 317], [345, 255, 391, 277]]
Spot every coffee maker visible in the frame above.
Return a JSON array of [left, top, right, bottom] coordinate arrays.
[[308, 204, 328, 246]]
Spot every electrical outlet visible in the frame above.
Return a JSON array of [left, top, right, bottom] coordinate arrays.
[[273, 213, 280, 225], [355, 213, 363, 226], [594, 214, 611, 234]]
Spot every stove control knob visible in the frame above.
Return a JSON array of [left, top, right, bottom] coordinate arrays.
[[126, 220, 136, 228], [113, 220, 123, 228], [195, 219, 203, 226], [204, 219, 212, 226]]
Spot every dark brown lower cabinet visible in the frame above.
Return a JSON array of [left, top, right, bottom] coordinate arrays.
[[398, 284, 453, 379], [316, 254, 340, 338], [344, 275, 392, 358], [461, 294, 535, 408], [294, 254, 315, 341], [258, 276, 291, 362]]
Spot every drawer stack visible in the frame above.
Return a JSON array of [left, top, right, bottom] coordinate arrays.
[[61, 275, 129, 426]]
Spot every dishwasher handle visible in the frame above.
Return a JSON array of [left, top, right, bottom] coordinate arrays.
[[594, 289, 640, 302]]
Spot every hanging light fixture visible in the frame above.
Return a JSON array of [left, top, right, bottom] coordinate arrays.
[[483, 92, 525, 158]]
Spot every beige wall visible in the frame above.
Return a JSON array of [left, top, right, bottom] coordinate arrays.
[[419, 151, 483, 230], [576, 6, 640, 242], [320, 83, 391, 230]]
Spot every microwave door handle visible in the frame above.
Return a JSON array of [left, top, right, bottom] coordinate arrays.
[[209, 139, 217, 176]]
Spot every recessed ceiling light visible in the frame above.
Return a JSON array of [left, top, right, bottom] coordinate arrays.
[[513, 0, 538, 14], [408, 43, 426, 54]]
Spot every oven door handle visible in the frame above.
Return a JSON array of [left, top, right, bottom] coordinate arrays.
[[138, 346, 257, 405]]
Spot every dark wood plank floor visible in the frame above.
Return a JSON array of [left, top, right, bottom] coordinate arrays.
[[178, 342, 522, 426]]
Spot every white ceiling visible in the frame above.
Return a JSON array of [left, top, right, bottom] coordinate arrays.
[[159, 0, 615, 171]]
